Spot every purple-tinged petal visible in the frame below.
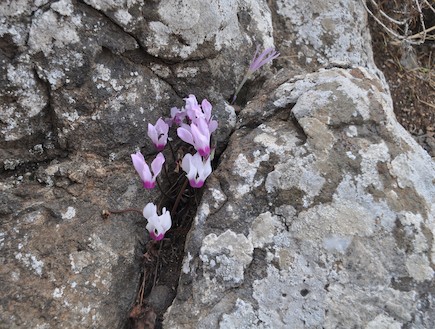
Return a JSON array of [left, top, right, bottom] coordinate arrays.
[[249, 46, 280, 73], [181, 152, 212, 188], [208, 119, 218, 134], [150, 231, 164, 241], [151, 152, 165, 178], [148, 118, 169, 151], [145, 206, 172, 241], [143, 180, 156, 189], [191, 121, 210, 156], [131, 151, 145, 178], [177, 126, 194, 145], [201, 99, 212, 121], [147, 123, 158, 145], [131, 151, 152, 185]]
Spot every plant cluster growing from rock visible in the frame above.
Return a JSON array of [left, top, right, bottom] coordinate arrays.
[[116, 94, 219, 241]]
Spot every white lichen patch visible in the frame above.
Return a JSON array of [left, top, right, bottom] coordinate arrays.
[[253, 254, 326, 328], [61, 111, 79, 122], [51, 0, 74, 16], [254, 124, 300, 155], [53, 286, 65, 298], [209, 187, 227, 211], [398, 212, 429, 254], [175, 67, 199, 78], [389, 150, 435, 215], [219, 299, 259, 328], [366, 314, 402, 329], [405, 254, 434, 282], [322, 235, 352, 254], [200, 230, 253, 286], [346, 125, 358, 137], [61, 206, 76, 220], [266, 154, 325, 207], [275, 0, 370, 66], [15, 252, 44, 276], [194, 202, 210, 225], [181, 252, 193, 274], [232, 152, 269, 197], [248, 212, 283, 248], [358, 141, 390, 190], [28, 10, 80, 56], [114, 9, 132, 25]]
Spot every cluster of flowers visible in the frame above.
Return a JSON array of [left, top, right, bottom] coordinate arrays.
[[127, 46, 279, 242], [131, 95, 218, 240]]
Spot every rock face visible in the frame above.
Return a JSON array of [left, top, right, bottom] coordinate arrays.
[[1, 0, 270, 328], [164, 67, 435, 328], [1, 0, 434, 329]]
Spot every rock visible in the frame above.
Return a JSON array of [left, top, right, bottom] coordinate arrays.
[[0, 0, 274, 328], [164, 66, 435, 327], [1, 0, 434, 328], [147, 285, 176, 314]]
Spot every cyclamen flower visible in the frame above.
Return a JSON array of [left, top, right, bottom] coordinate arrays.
[[148, 118, 169, 151], [143, 203, 172, 241], [131, 151, 165, 189], [184, 94, 202, 121], [182, 95, 218, 133], [166, 107, 187, 127], [231, 46, 279, 104], [181, 152, 212, 188], [248, 46, 280, 74], [177, 118, 211, 157]]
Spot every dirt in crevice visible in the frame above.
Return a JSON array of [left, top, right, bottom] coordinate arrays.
[[368, 4, 435, 157]]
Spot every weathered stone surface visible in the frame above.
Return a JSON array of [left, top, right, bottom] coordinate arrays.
[[0, 154, 149, 328], [1, 0, 272, 327], [1, 0, 434, 328], [164, 66, 435, 327], [0, 0, 274, 166]]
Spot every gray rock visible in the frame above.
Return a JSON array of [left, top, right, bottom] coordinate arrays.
[[1, 0, 434, 328], [0, 0, 274, 328], [164, 67, 435, 328]]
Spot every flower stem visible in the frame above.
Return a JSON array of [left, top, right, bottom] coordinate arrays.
[[172, 178, 189, 214], [156, 178, 172, 199], [104, 208, 143, 216], [231, 72, 252, 104]]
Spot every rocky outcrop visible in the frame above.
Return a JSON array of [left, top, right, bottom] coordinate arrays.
[[164, 66, 435, 328], [1, 0, 434, 328]]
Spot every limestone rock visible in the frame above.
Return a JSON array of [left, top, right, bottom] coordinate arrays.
[[164, 67, 435, 328], [0, 1, 274, 328]]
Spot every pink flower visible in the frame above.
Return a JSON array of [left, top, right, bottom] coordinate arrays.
[[166, 107, 187, 127], [143, 203, 172, 241], [177, 118, 211, 157], [231, 46, 279, 104], [184, 95, 202, 121], [181, 152, 212, 188], [131, 151, 165, 189], [199, 99, 218, 133], [248, 46, 280, 73], [148, 118, 169, 151]]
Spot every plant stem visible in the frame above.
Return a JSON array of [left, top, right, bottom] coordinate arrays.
[[172, 178, 189, 214], [106, 208, 143, 216]]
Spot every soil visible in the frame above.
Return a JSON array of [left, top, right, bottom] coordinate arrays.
[[368, 9, 435, 157]]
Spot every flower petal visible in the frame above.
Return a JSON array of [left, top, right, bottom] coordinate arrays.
[[143, 203, 157, 220], [151, 152, 165, 178], [177, 127, 194, 145]]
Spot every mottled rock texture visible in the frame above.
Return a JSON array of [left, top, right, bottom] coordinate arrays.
[[1, 0, 434, 329], [1, 0, 271, 328], [165, 67, 435, 328]]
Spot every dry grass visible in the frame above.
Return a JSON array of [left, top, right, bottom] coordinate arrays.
[[365, 0, 435, 156]]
